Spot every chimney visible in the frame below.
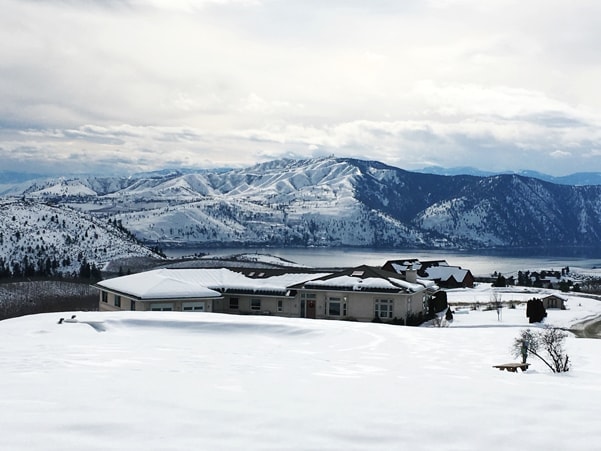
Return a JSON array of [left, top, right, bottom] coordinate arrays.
[[405, 265, 417, 283]]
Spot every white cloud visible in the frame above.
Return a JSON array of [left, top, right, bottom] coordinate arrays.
[[2, 0, 601, 175]]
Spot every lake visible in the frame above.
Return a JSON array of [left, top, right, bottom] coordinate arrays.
[[163, 246, 601, 276]]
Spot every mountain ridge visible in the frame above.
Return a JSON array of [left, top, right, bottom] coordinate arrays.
[[3, 157, 601, 252]]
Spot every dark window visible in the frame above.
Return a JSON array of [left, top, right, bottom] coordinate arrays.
[[375, 299, 393, 319], [229, 298, 239, 310], [251, 299, 261, 311], [328, 297, 342, 316], [114, 295, 121, 308]]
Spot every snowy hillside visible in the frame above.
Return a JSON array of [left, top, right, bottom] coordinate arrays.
[[0, 199, 162, 276], [2, 296, 601, 450], [4, 157, 601, 249]]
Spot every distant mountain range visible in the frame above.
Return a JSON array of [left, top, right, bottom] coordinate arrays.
[[5, 165, 601, 188], [2, 157, 601, 260], [416, 166, 601, 186]]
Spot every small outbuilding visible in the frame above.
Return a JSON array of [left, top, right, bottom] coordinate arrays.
[[542, 294, 567, 310]]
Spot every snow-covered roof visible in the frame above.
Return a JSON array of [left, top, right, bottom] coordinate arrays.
[[96, 268, 330, 300], [422, 265, 469, 283], [416, 278, 438, 290], [96, 269, 222, 299], [304, 274, 424, 293], [307, 275, 400, 291], [390, 261, 470, 284], [391, 278, 428, 292]]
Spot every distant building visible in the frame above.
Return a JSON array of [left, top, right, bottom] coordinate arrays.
[[542, 294, 567, 310], [382, 259, 475, 288]]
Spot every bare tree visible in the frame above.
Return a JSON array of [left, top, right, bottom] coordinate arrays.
[[512, 327, 570, 373]]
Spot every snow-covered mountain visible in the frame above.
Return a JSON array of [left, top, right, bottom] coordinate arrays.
[[4, 157, 601, 250], [0, 199, 163, 277]]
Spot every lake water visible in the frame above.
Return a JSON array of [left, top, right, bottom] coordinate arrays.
[[163, 246, 601, 276]]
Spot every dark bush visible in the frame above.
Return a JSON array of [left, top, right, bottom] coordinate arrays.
[[406, 312, 425, 327], [428, 291, 448, 318], [445, 308, 454, 322], [526, 298, 547, 323]]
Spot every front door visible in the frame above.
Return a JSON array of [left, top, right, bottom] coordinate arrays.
[[307, 300, 316, 319]]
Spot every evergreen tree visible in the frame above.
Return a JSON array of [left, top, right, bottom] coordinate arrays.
[[492, 274, 507, 287], [526, 298, 547, 323], [79, 259, 91, 279]]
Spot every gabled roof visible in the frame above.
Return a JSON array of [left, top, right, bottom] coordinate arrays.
[[420, 265, 470, 283], [543, 294, 568, 301], [385, 259, 471, 284], [294, 265, 425, 293]]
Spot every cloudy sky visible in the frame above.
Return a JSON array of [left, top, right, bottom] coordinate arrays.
[[3, 0, 601, 176]]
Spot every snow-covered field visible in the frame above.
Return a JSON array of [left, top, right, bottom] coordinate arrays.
[[2, 293, 601, 450]]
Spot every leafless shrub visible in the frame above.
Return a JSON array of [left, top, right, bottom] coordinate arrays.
[[512, 327, 570, 373]]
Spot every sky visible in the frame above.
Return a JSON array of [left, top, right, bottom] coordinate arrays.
[[3, 0, 601, 176]]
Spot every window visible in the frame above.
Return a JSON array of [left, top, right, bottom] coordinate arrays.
[[183, 302, 205, 312], [375, 299, 394, 319], [114, 295, 121, 308], [277, 300, 283, 312], [229, 298, 239, 310], [130, 300, 136, 311], [327, 297, 346, 316], [150, 303, 173, 311], [101, 291, 108, 303], [251, 299, 261, 311]]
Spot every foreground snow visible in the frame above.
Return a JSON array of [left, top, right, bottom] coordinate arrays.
[[1, 298, 601, 450]]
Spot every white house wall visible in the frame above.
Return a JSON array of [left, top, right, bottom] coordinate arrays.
[[98, 289, 216, 313], [218, 294, 299, 317], [299, 289, 426, 322], [96, 270, 429, 323]]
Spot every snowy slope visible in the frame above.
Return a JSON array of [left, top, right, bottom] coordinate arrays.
[[1, 298, 601, 450], [0, 199, 162, 275]]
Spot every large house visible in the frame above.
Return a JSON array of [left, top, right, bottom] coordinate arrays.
[[382, 259, 475, 288], [95, 265, 434, 323]]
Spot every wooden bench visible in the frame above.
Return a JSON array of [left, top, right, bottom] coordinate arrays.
[[493, 363, 530, 372]]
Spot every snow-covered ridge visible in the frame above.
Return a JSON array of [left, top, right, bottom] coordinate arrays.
[[0, 199, 162, 276], [3, 156, 601, 249]]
